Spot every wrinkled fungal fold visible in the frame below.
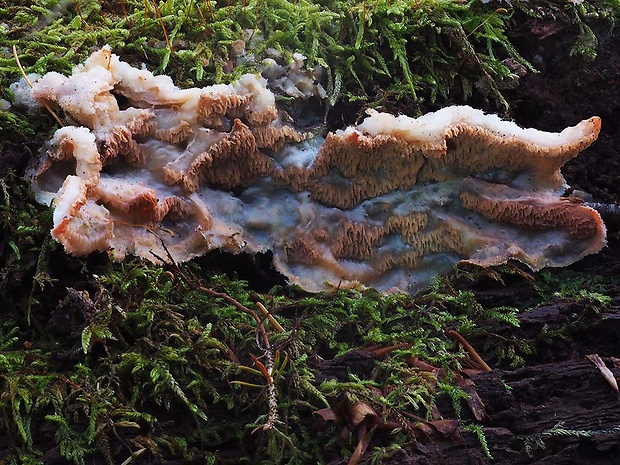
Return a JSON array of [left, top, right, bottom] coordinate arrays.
[[28, 47, 606, 293]]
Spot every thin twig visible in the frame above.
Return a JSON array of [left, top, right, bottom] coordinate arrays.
[[204, 0, 215, 21], [154, 242, 280, 429], [257, 301, 285, 333], [261, 347, 279, 430], [152, 0, 174, 53], [447, 329, 492, 372], [12, 46, 64, 127], [72, 0, 89, 27], [120, 0, 131, 26]]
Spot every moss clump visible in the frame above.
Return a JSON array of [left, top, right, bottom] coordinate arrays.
[[1, 0, 619, 463], [2, 0, 618, 118], [0, 171, 615, 463]]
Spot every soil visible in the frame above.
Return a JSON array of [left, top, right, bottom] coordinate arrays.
[[1, 11, 619, 465]]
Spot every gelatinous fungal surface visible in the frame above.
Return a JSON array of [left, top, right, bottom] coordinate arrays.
[[28, 46, 606, 293]]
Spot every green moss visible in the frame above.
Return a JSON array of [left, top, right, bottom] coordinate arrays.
[[1, 0, 620, 463], [0, 213, 615, 464], [2, 0, 616, 115], [0, 175, 612, 463]]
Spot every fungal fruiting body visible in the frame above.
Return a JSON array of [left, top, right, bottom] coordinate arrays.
[[28, 46, 605, 293]]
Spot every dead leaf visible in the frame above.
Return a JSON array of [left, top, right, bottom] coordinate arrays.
[[415, 422, 435, 436], [313, 408, 337, 423], [586, 354, 620, 399], [530, 20, 565, 40], [428, 419, 460, 438], [347, 421, 377, 465], [249, 353, 272, 384], [347, 401, 378, 427], [408, 357, 439, 373], [457, 378, 487, 421], [461, 367, 487, 377], [360, 344, 383, 353], [226, 343, 240, 363], [114, 421, 141, 429]]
